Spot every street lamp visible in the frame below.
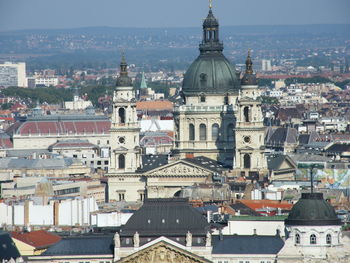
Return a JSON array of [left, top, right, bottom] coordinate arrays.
[[297, 163, 325, 193]]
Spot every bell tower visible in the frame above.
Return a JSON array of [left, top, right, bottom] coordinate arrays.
[[234, 50, 267, 178], [109, 55, 141, 173]]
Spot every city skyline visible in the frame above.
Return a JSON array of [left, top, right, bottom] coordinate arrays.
[[0, 0, 349, 31]]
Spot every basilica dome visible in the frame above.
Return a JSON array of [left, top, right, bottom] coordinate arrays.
[[285, 193, 341, 226], [182, 9, 240, 96]]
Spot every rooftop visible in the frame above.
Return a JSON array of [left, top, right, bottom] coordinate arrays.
[[11, 230, 61, 249]]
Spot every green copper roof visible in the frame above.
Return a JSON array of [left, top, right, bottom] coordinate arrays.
[[182, 8, 240, 96], [285, 193, 341, 226]]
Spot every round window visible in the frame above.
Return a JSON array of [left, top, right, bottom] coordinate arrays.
[[119, 137, 125, 144], [244, 136, 251, 143]]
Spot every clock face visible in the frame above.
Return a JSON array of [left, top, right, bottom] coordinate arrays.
[[243, 136, 251, 143], [119, 137, 125, 144]]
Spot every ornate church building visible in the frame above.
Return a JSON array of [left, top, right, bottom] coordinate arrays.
[[173, 6, 267, 176], [107, 5, 268, 201]]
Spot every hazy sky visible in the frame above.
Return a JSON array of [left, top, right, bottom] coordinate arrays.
[[0, 0, 349, 31]]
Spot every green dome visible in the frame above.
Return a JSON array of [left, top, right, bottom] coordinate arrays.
[[182, 52, 240, 96], [285, 193, 341, 226], [182, 8, 240, 96]]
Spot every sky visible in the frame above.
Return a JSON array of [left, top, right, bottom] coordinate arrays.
[[0, 0, 349, 31]]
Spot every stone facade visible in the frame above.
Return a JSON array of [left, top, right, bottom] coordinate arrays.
[[109, 59, 141, 174]]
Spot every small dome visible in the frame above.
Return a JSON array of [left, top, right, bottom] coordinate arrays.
[[34, 178, 54, 197], [203, 9, 218, 27], [285, 193, 341, 226], [182, 53, 240, 96]]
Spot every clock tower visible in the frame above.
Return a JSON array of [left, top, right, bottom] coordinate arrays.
[[233, 50, 267, 178]]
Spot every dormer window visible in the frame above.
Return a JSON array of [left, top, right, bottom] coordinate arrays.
[[310, 234, 317, 244], [295, 233, 300, 244], [326, 234, 332, 245], [200, 94, 206, 102]]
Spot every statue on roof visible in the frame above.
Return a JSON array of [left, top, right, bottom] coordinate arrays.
[[206, 231, 212, 247], [114, 232, 120, 248], [186, 231, 192, 247], [133, 231, 140, 247]]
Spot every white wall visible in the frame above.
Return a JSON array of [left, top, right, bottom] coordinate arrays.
[[28, 202, 53, 225], [217, 220, 285, 237], [0, 203, 12, 225], [94, 212, 133, 227], [14, 205, 24, 225]]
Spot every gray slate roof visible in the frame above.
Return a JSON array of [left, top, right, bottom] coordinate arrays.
[[120, 198, 210, 237], [41, 235, 114, 256], [0, 231, 21, 261], [212, 235, 284, 254], [0, 157, 80, 169]]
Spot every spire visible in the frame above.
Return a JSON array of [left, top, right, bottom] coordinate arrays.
[[140, 72, 147, 89], [119, 52, 128, 77], [245, 49, 253, 74], [116, 53, 132, 87], [241, 49, 257, 86], [199, 4, 223, 54]]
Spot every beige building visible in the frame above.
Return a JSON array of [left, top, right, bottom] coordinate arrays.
[[233, 51, 268, 178], [109, 56, 141, 174]]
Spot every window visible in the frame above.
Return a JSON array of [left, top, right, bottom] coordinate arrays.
[[244, 106, 250, 122], [189, 124, 195, 141], [212, 123, 219, 140], [118, 107, 125, 124], [199, 124, 207, 141], [200, 94, 206, 102], [310, 234, 317, 244], [326, 234, 332, 245], [119, 193, 125, 201], [118, 154, 125, 169], [244, 154, 251, 169], [295, 233, 300, 244]]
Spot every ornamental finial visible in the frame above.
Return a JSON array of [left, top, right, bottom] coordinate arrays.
[[209, 0, 213, 9]]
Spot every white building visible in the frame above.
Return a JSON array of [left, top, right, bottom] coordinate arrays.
[[0, 62, 27, 87], [34, 76, 58, 87], [64, 95, 93, 110]]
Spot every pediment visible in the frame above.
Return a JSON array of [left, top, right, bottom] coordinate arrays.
[[117, 240, 212, 263], [145, 160, 212, 177]]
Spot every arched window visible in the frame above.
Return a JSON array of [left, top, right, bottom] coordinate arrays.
[[244, 106, 250, 122], [118, 154, 125, 169], [326, 234, 332, 245], [310, 234, 317, 244], [227, 124, 234, 141], [212, 123, 219, 141], [118, 108, 125, 124], [189, 124, 195, 141], [295, 233, 300, 244], [199, 124, 207, 141], [200, 94, 206, 103], [244, 154, 251, 169]]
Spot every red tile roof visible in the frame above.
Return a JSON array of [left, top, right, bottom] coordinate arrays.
[[238, 200, 293, 211], [136, 100, 173, 111], [11, 230, 61, 249], [16, 120, 110, 136]]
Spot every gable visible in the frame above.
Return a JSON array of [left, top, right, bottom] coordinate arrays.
[[145, 161, 212, 177], [117, 240, 212, 263]]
